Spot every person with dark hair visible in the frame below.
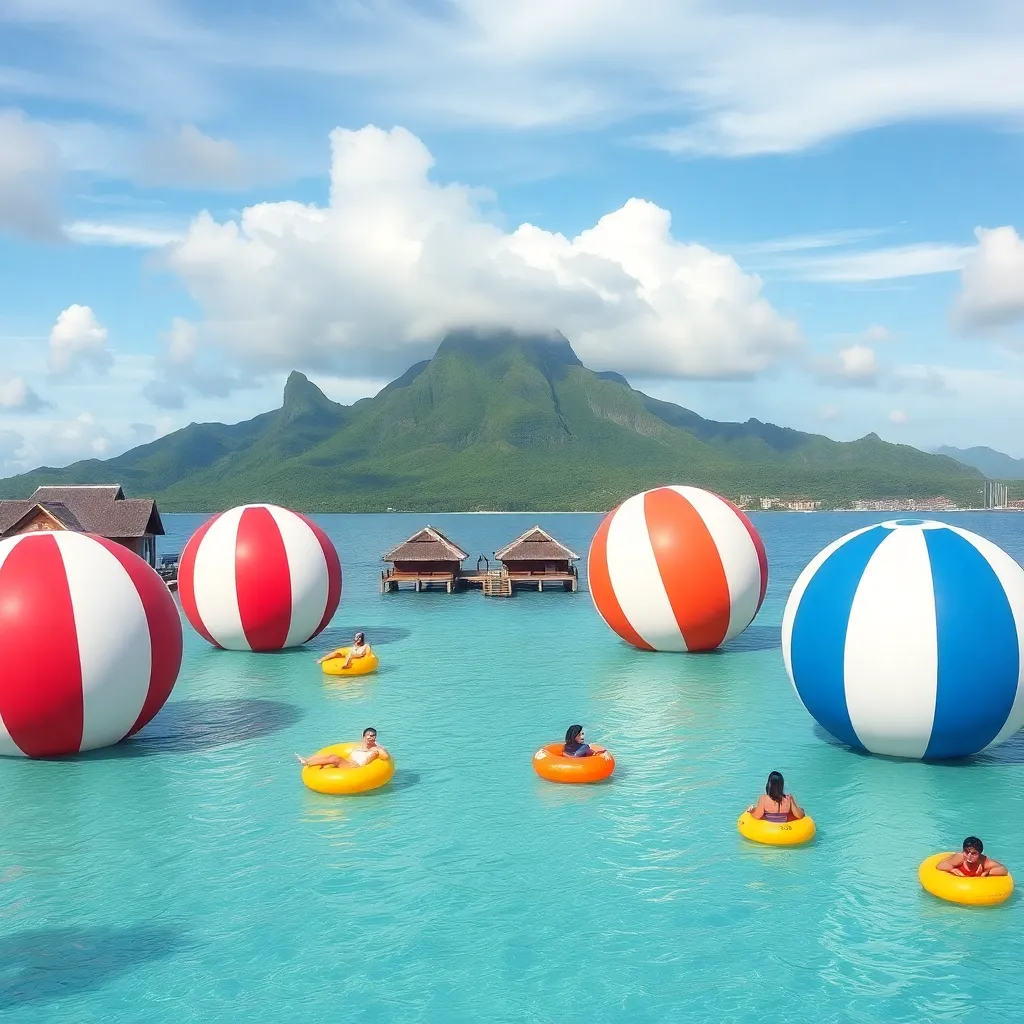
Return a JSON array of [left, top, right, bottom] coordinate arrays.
[[317, 631, 370, 670], [747, 771, 805, 822], [296, 727, 389, 769], [937, 838, 1008, 877], [562, 725, 606, 758]]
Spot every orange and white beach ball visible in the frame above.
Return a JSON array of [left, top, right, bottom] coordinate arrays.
[[588, 486, 768, 652]]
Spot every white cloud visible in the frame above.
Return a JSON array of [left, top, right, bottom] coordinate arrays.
[[829, 344, 880, 386], [137, 124, 250, 189], [47, 304, 114, 377], [162, 124, 800, 381], [821, 403, 841, 421], [0, 429, 25, 470], [0, 376, 48, 412], [10, 5, 1024, 158], [0, 107, 63, 240], [64, 220, 183, 247], [770, 243, 972, 283], [952, 225, 1024, 332], [862, 324, 894, 344], [889, 409, 908, 424], [143, 316, 249, 408]]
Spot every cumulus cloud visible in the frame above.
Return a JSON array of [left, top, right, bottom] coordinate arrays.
[[0, 376, 48, 412], [0, 108, 63, 240], [889, 409, 908, 425], [143, 316, 246, 409], [815, 343, 951, 395], [818, 343, 881, 386], [162, 125, 800, 381], [47, 304, 114, 377], [952, 226, 1024, 333], [137, 124, 251, 189]]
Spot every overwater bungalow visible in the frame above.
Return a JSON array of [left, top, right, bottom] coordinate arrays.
[[0, 484, 165, 567], [492, 525, 580, 593], [380, 526, 469, 593]]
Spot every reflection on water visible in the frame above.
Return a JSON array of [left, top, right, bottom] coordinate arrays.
[[2, 511, 1024, 1022]]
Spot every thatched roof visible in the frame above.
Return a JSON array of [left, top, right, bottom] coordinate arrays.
[[494, 526, 579, 562], [383, 526, 468, 563], [0, 485, 164, 539]]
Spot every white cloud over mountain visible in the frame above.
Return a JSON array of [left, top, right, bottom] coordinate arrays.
[[162, 125, 801, 387]]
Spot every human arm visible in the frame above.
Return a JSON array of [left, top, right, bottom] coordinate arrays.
[[787, 795, 805, 820], [373, 745, 389, 761], [748, 796, 765, 819], [936, 854, 963, 873], [983, 858, 1008, 877]]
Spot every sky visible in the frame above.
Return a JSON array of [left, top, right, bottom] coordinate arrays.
[[3, 0, 1024, 477]]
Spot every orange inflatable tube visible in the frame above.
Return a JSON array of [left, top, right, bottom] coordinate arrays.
[[532, 743, 615, 783]]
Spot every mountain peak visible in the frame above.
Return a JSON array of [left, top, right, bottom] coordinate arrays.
[[435, 327, 583, 372], [281, 371, 344, 424]]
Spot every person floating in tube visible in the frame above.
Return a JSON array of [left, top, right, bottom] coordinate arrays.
[[937, 837, 1008, 878], [747, 771, 805, 823], [296, 727, 389, 769], [317, 631, 371, 671], [562, 724, 606, 758]]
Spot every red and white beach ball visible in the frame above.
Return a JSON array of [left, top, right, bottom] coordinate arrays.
[[0, 532, 183, 758], [588, 486, 768, 652], [178, 504, 342, 651]]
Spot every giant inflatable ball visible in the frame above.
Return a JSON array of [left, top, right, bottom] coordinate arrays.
[[588, 486, 768, 652], [178, 504, 342, 651], [0, 532, 183, 757], [783, 519, 1024, 760]]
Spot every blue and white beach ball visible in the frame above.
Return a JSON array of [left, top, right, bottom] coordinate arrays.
[[782, 519, 1024, 760]]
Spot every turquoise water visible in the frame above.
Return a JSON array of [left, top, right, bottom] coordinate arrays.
[[3, 511, 1024, 1022]]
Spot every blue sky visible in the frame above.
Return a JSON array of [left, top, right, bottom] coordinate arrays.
[[3, 0, 1024, 475]]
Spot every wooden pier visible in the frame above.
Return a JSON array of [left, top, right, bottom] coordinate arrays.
[[380, 568, 458, 593]]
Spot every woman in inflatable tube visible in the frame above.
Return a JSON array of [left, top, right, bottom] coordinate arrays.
[[737, 771, 816, 845], [296, 727, 389, 769], [318, 631, 377, 675]]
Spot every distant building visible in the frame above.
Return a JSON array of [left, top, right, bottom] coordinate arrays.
[[0, 485, 165, 566], [755, 497, 821, 511], [851, 497, 957, 512], [492, 525, 580, 592], [984, 480, 1008, 509], [381, 526, 468, 593]]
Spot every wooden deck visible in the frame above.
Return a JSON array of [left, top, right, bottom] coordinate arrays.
[[380, 569, 458, 593], [461, 568, 578, 595]]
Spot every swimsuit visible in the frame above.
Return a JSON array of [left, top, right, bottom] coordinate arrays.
[[762, 799, 790, 823]]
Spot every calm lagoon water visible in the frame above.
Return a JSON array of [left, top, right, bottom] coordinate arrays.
[[3, 511, 1024, 1023]]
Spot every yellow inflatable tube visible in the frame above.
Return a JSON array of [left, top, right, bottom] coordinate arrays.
[[737, 811, 816, 846], [301, 743, 395, 795], [321, 647, 379, 677], [918, 854, 1014, 906]]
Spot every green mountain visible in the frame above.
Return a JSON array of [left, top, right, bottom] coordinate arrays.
[[0, 330, 984, 511], [935, 445, 1024, 481]]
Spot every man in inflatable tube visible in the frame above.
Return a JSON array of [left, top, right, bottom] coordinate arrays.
[[938, 838, 1008, 878]]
